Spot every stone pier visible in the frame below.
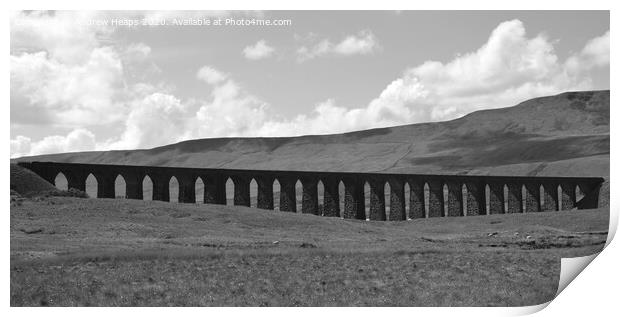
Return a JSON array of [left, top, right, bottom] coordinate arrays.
[[368, 179, 386, 221], [301, 177, 319, 215], [427, 179, 444, 217], [256, 176, 275, 210], [322, 178, 340, 217], [409, 180, 425, 219], [465, 181, 484, 216]]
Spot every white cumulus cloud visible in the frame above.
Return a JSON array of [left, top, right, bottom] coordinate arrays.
[[243, 40, 275, 60], [297, 30, 380, 62], [11, 47, 126, 127], [347, 19, 608, 125], [103, 66, 271, 151], [566, 30, 610, 74], [255, 20, 608, 136], [11, 129, 97, 157], [196, 66, 228, 85], [10, 11, 111, 64], [10, 17, 610, 157], [191, 71, 270, 137], [105, 93, 192, 150]]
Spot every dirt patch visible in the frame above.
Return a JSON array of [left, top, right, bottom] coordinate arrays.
[[170, 212, 192, 218], [515, 236, 606, 250], [19, 227, 45, 234]]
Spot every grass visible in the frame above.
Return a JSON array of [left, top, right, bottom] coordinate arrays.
[[10, 164, 56, 196], [12, 250, 565, 307], [10, 196, 609, 306]]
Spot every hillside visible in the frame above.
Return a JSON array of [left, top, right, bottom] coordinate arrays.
[[13, 90, 610, 177], [10, 163, 57, 196]]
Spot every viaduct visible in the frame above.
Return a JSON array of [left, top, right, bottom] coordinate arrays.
[[18, 161, 604, 221]]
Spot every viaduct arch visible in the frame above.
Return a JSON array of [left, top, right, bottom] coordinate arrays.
[[18, 161, 604, 221]]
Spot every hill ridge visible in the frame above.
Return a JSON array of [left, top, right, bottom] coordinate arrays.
[[14, 90, 609, 177]]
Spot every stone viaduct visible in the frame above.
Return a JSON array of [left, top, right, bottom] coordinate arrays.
[[18, 161, 604, 220]]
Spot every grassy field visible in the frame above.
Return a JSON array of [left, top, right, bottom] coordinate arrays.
[[10, 196, 608, 306]]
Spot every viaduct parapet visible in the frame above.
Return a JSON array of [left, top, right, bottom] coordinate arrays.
[[17, 161, 605, 220]]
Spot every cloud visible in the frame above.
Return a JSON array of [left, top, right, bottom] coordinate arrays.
[[297, 30, 380, 61], [10, 47, 126, 127], [10, 136, 32, 158], [9, 11, 163, 130], [123, 43, 151, 62], [196, 66, 228, 85], [11, 129, 97, 157], [10, 11, 111, 64], [264, 20, 609, 135], [566, 30, 610, 73], [347, 20, 608, 125], [103, 66, 270, 151], [10, 10, 165, 156], [138, 17, 610, 141], [191, 70, 270, 137], [104, 93, 192, 150], [243, 40, 275, 60], [581, 30, 610, 66], [10, 17, 610, 157], [10, 11, 166, 131], [333, 30, 379, 55]]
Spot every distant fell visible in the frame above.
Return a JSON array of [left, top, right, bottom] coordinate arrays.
[[14, 90, 609, 177]]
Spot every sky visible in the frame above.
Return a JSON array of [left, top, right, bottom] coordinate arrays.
[[10, 10, 610, 157]]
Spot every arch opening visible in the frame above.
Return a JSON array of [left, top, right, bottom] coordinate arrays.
[[503, 184, 509, 212], [250, 178, 258, 208], [485, 184, 491, 215], [115, 175, 126, 198], [364, 181, 371, 220], [273, 179, 281, 211], [195, 177, 205, 204], [169, 176, 179, 203], [225, 177, 234, 206], [339, 181, 345, 218], [539, 185, 545, 208], [85, 173, 97, 198], [424, 182, 430, 218], [54, 172, 68, 191], [295, 179, 302, 212], [142, 175, 153, 201], [383, 181, 391, 220], [576, 185, 585, 203], [317, 180, 325, 216], [404, 182, 411, 219]]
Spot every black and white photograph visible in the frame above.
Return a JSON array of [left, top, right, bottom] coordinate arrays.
[[6, 3, 616, 312]]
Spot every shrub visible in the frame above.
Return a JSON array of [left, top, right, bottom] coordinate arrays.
[[38, 188, 89, 198], [62, 188, 89, 198]]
